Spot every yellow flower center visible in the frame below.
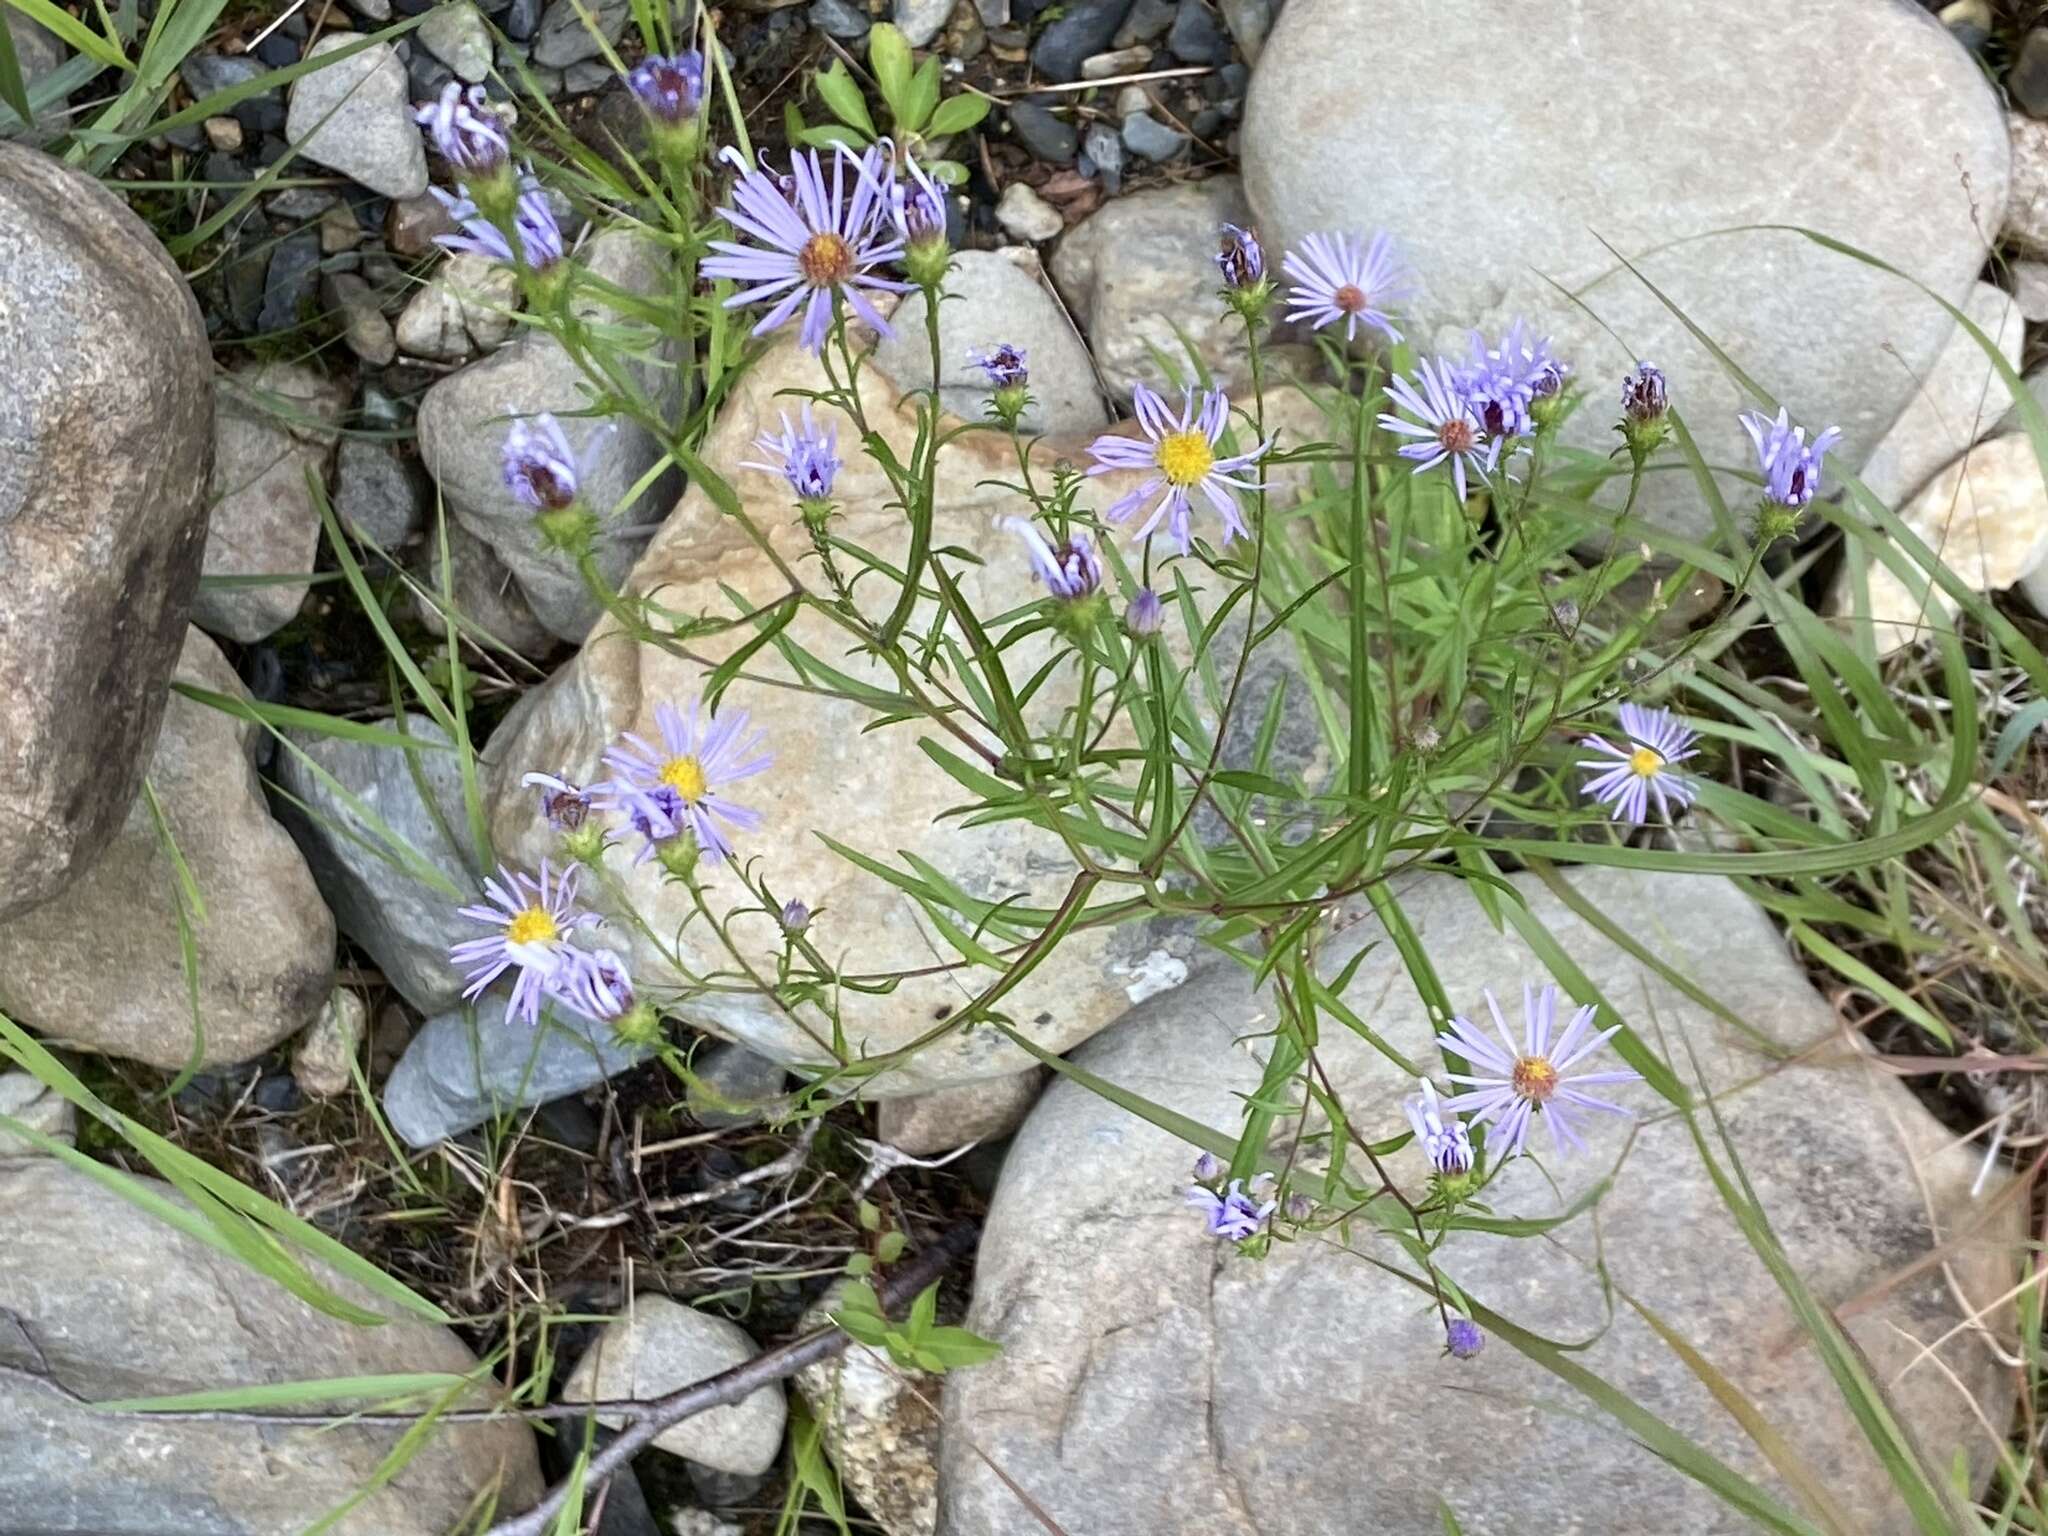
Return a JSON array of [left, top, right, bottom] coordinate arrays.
[[1512, 1055, 1559, 1103], [505, 905, 559, 947], [1156, 430, 1215, 489], [1628, 745, 1664, 778], [661, 754, 708, 803], [798, 232, 854, 286]]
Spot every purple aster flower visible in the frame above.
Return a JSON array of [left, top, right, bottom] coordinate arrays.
[[502, 413, 581, 510], [1125, 586, 1164, 637], [1001, 516, 1102, 601], [1445, 1319, 1485, 1360], [780, 898, 811, 934], [609, 782, 687, 865], [741, 403, 840, 501], [702, 144, 910, 355], [1215, 222, 1265, 290], [1378, 357, 1502, 501], [889, 145, 949, 249], [414, 82, 510, 178], [626, 51, 705, 125], [1578, 702, 1700, 824], [431, 173, 565, 271], [1440, 984, 1642, 1162], [1185, 1177, 1275, 1241], [1085, 383, 1273, 553], [522, 771, 592, 830], [450, 861, 597, 1026], [601, 698, 773, 864], [1457, 319, 1568, 442], [1621, 361, 1668, 424], [1739, 407, 1842, 508], [553, 946, 636, 1022], [1192, 1151, 1221, 1182], [1280, 230, 1406, 343], [1403, 1078, 1473, 1176], [971, 343, 1029, 391]]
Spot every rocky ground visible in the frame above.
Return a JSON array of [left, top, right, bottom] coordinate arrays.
[[3, 1, 2048, 1533]]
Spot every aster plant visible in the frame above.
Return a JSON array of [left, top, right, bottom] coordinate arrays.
[[386, 50, 1980, 1457]]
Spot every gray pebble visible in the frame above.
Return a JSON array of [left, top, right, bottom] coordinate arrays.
[[504, 0, 543, 40], [2014, 27, 2048, 118], [258, 229, 322, 332], [335, 438, 427, 549], [810, 0, 872, 38], [1216, 0, 1267, 61], [1083, 121, 1123, 194], [1030, 0, 1136, 81], [1166, 0, 1229, 63], [407, 50, 456, 100], [1008, 100, 1078, 163], [1120, 109, 1188, 162], [532, 0, 629, 68], [893, 0, 953, 47], [1113, 0, 1175, 45]]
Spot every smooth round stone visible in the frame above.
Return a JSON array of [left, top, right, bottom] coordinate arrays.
[[1242, 0, 2008, 541]]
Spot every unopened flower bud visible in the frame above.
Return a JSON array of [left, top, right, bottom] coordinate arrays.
[[780, 898, 811, 934], [1617, 361, 1671, 462], [655, 834, 702, 884], [1192, 1151, 1221, 1182], [611, 999, 665, 1049], [1125, 586, 1164, 639], [972, 343, 1031, 426]]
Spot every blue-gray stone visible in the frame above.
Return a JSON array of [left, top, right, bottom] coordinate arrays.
[[259, 228, 321, 331], [1030, 0, 1135, 81], [381, 994, 655, 1147], [1007, 100, 1077, 163], [810, 0, 872, 39], [1165, 0, 1229, 63], [1120, 109, 1188, 163], [1082, 121, 1123, 194]]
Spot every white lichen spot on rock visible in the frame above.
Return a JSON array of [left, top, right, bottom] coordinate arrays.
[[1113, 948, 1189, 1004]]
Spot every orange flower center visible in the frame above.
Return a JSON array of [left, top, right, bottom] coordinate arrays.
[[798, 232, 854, 286], [1439, 419, 1476, 454], [1512, 1055, 1559, 1102]]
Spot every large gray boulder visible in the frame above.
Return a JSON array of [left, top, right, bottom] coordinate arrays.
[[0, 631, 335, 1070], [939, 867, 2019, 1534], [1241, 0, 2008, 539], [0, 1156, 542, 1534], [0, 143, 213, 917]]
